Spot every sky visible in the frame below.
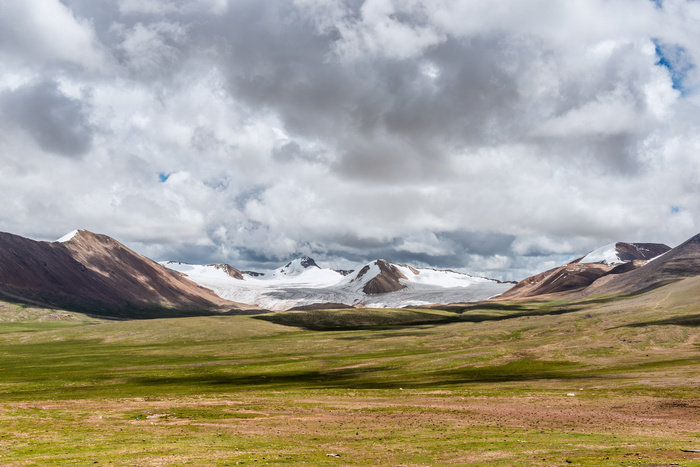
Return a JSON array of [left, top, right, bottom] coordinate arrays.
[[1, 0, 699, 281]]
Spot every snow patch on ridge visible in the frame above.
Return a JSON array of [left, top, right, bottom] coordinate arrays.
[[55, 230, 80, 243], [579, 243, 621, 265], [393, 265, 490, 287], [162, 262, 235, 282]]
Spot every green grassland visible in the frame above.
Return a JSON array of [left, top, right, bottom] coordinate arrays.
[[0, 279, 698, 465]]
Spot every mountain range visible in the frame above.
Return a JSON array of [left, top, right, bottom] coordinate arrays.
[[162, 257, 510, 311], [0, 229, 698, 317]]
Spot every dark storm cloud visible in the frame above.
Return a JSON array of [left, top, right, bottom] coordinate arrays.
[[0, 81, 93, 157], [398, 37, 521, 145], [133, 241, 221, 267], [299, 230, 516, 273], [272, 141, 327, 164], [187, 1, 653, 185], [201, 1, 352, 136], [56, 0, 121, 32], [337, 231, 514, 263], [437, 231, 516, 257], [198, 6, 525, 180]]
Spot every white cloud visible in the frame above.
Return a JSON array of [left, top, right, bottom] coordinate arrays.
[[1, 0, 699, 280], [334, 0, 446, 60], [113, 21, 188, 76], [532, 89, 640, 137], [0, 0, 107, 70]]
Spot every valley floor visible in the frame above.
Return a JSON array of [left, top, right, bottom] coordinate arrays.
[[0, 278, 698, 466], [1, 389, 698, 466]]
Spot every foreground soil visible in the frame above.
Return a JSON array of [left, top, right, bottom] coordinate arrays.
[[1, 390, 699, 466]]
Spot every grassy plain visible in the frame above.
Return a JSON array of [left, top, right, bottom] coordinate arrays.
[[0, 278, 698, 465]]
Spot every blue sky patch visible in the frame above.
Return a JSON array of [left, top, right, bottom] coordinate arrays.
[[653, 39, 694, 94], [671, 206, 680, 214], [650, 0, 663, 8], [158, 172, 171, 183]]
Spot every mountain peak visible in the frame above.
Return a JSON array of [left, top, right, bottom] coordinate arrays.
[[53, 229, 112, 245], [277, 256, 321, 275], [577, 242, 670, 265], [55, 229, 82, 243], [298, 256, 319, 269], [348, 259, 408, 295]]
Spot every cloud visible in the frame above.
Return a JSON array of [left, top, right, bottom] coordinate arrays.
[[0, 0, 106, 69], [111, 21, 189, 78], [1, 0, 700, 282], [118, 0, 228, 16], [329, 0, 447, 60], [533, 89, 640, 138], [0, 81, 94, 157]]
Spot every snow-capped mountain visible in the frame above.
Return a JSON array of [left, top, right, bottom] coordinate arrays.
[[581, 233, 700, 296], [577, 242, 670, 265], [276, 257, 320, 275], [500, 241, 671, 300], [161, 257, 509, 311]]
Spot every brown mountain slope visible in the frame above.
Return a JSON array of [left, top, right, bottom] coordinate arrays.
[[498, 234, 699, 301], [0, 230, 252, 318], [613, 242, 671, 262], [498, 263, 612, 300], [580, 233, 700, 297], [499, 241, 672, 300]]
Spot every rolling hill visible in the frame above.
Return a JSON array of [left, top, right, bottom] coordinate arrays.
[[580, 233, 700, 297], [497, 236, 700, 301], [0, 230, 251, 318]]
